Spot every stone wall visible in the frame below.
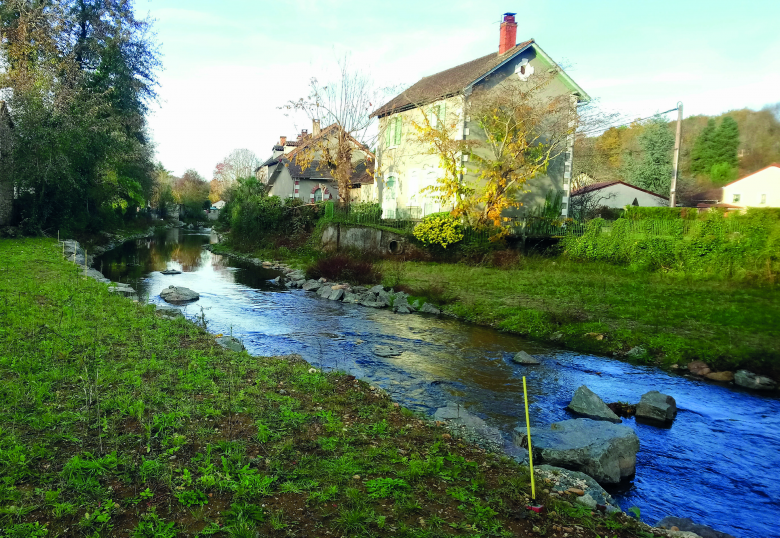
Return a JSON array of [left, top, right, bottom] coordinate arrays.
[[321, 223, 416, 256]]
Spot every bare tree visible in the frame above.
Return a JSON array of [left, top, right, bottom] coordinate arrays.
[[568, 188, 617, 221], [281, 57, 379, 206], [211, 148, 260, 202]]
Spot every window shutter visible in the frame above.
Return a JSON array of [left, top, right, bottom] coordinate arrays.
[[385, 119, 391, 147], [394, 117, 402, 146]]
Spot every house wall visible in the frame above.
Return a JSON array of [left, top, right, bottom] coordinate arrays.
[[375, 46, 579, 220], [297, 179, 338, 203], [575, 184, 668, 209], [268, 167, 295, 199], [722, 166, 780, 207]]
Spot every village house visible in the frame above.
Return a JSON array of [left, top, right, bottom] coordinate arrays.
[[257, 121, 374, 203], [690, 164, 780, 209], [368, 13, 590, 220]]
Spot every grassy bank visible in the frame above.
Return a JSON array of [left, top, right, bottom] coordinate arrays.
[[0, 238, 654, 537], [383, 257, 780, 376]]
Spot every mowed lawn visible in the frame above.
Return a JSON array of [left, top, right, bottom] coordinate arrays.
[[391, 257, 780, 374]]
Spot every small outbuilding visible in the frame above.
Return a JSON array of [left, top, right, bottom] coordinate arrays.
[[570, 180, 668, 219]]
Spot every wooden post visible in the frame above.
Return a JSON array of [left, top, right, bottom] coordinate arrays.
[[670, 102, 683, 208]]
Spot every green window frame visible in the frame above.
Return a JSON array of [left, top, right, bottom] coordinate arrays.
[[385, 116, 402, 147]]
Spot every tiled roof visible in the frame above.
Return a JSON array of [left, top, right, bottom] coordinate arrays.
[[571, 180, 669, 200], [370, 40, 534, 118], [287, 158, 373, 185]]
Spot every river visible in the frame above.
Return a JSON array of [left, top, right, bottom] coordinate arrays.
[[95, 228, 780, 538]]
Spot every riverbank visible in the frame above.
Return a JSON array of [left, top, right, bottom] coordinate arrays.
[[389, 258, 780, 377], [0, 238, 659, 537], [211, 240, 780, 381]]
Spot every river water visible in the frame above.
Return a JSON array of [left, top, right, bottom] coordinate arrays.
[[96, 229, 780, 538]]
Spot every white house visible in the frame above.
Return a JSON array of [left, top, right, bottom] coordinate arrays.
[[721, 164, 780, 207], [367, 13, 590, 220], [570, 180, 668, 218]]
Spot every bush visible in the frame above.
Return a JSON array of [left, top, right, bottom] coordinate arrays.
[[306, 254, 381, 285], [413, 213, 464, 249]]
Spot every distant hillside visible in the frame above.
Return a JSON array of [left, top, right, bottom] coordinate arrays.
[[573, 104, 780, 202]]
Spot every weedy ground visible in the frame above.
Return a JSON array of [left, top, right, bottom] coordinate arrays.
[[382, 257, 780, 376], [0, 238, 658, 537]]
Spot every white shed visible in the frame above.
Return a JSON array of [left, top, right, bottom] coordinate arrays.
[[571, 180, 668, 211]]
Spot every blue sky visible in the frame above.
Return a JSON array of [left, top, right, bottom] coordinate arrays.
[[137, 0, 780, 179]]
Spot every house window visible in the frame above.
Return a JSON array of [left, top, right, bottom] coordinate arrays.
[[385, 116, 402, 148], [428, 102, 445, 129], [384, 176, 397, 201], [314, 188, 323, 202], [733, 194, 741, 203], [760, 194, 767, 204]]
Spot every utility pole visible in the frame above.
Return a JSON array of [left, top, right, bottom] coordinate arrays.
[[669, 101, 683, 207]]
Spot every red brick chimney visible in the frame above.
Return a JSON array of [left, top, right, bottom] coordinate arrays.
[[280, 136, 287, 146], [499, 13, 517, 55]]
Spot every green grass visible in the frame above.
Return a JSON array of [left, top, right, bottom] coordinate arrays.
[[0, 238, 652, 537], [384, 256, 780, 375]]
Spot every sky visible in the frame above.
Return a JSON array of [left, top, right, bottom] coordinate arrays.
[[136, 0, 780, 179]]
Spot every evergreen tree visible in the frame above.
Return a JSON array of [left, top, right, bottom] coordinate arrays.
[[623, 116, 674, 194], [713, 116, 740, 169], [690, 118, 717, 175]]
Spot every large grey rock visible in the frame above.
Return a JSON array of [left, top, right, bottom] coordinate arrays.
[[302, 280, 323, 292], [215, 336, 245, 353], [535, 465, 615, 508], [155, 305, 183, 320], [434, 402, 504, 447], [328, 288, 345, 301], [567, 386, 622, 423], [368, 285, 385, 294], [419, 302, 441, 315], [360, 297, 387, 309], [317, 286, 332, 298], [393, 296, 413, 314], [512, 351, 540, 365], [636, 391, 677, 423], [108, 283, 137, 298], [343, 292, 361, 304], [514, 418, 640, 484], [734, 370, 777, 391], [160, 285, 199, 304], [656, 517, 735, 538]]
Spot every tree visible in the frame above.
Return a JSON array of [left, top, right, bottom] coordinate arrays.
[[0, 0, 160, 233], [281, 57, 378, 206], [623, 116, 674, 194], [173, 169, 209, 218], [569, 188, 617, 221], [690, 118, 717, 175], [713, 116, 740, 169], [410, 67, 579, 228], [211, 148, 261, 202], [151, 163, 175, 217]]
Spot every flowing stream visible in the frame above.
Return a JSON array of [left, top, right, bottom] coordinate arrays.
[[96, 229, 780, 538]]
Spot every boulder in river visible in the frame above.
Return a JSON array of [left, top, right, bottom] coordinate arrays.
[[514, 418, 639, 484], [328, 288, 345, 301], [512, 351, 540, 365], [342, 292, 361, 304], [635, 390, 677, 423], [687, 360, 711, 376], [302, 280, 323, 292], [567, 385, 622, 423], [419, 302, 441, 315], [160, 285, 199, 304], [705, 371, 734, 382], [734, 370, 777, 391], [215, 336, 245, 353], [656, 516, 735, 538], [155, 305, 183, 320], [368, 285, 385, 294]]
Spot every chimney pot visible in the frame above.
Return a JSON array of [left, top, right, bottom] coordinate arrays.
[[280, 136, 287, 145], [499, 12, 518, 55]]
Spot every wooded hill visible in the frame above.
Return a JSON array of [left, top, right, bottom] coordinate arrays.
[[574, 104, 780, 202]]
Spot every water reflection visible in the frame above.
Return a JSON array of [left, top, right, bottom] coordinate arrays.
[[95, 232, 780, 538]]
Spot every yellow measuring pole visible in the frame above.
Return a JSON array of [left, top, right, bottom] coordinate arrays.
[[522, 376, 536, 501]]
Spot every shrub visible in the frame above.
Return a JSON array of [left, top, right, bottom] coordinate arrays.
[[413, 213, 464, 249], [306, 254, 381, 285]]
